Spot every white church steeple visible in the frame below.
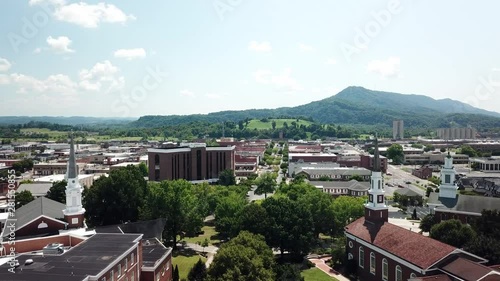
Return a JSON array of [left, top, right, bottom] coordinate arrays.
[[365, 137, 389, 222], [62, 135, 85, 228], [438, 152, 458, 199]]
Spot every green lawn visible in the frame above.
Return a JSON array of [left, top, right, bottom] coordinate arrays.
[[20, 128, 68, 138], [172, 254, 207, 280], [246, 118, 313, 130], [301, 267, 338, 281], [182, 225, 220, 245]]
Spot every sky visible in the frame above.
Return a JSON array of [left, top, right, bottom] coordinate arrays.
[[1, 0, 500, 118]]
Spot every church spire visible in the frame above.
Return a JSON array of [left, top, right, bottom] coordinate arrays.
[[373, 137, 380, 172], [66, 134, 78, 180], [63, 133, 85, 229], [364, 135, 388, 223]]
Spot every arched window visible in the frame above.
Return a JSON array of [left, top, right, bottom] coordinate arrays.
[[395, 265, 402, 281], [410, 273, 417, 278], [154, 154, 160, 165], [370, 252, 376, 274], [348, 253, 353, 260], [359, 247, 364, 268], [382, 258, 388, 281]]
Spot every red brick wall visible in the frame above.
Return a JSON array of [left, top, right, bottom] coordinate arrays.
[[16, 217, 67, 237], [0, 234, 84, 255], [346, 237, 421, 281], [434, 210, 480, 224], [99, 245, 141, 281]]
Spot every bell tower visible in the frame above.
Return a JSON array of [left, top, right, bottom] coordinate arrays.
[[365, 137, 388, 223], [438, 152, 458, 199], [62, 135, 86, 228]]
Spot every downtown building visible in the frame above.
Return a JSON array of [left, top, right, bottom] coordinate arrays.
[[344, 140, 500, 281], [148, 143, 235, 182]]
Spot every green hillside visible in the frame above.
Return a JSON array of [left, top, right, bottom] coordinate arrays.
[[246, 118, 313, 130]]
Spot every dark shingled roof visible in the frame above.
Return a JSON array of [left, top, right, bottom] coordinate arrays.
[[394, 187, 422, 197], [408, 275, 452, 281], [441, 257, 499, 281], [0, 233, 142, 281], [94, 218, 167, 240], [4, 197, 66, 234], [142, 238, 171, 268], [345, 217, 456, 269], [428, 193, 500, 214]]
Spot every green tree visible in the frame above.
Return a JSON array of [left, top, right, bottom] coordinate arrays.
[[272, 120, 277, 130], [419, 214, 437, 232], [297, 189, 335, 237], [239, 203, 269, 236], [142, 180, 203, 248], [84, 165, 148, 226], [173, 265, 180, 281], [331, 196, 365, 236], [201, 238, 209, 254], [430, 219, 476, 248], [425, 186, 433, 197], [207, 231, 276, 281], [138, 162, 148, 177], [275, 264, 304, 281], [218, 169, 236, 186], [188, 258, 207, 281], [464, 235, 500, 265], [214, 191, 247, 239], [459, 145, 478, 157], [261, 197, 315, 258], [46, 180, 67, 204], [386, 144, 404, 164], [15, 190, 34, 208], [254, 172, 277, 199], [348, 174, 364, 182], [428, 176, 441, 186]]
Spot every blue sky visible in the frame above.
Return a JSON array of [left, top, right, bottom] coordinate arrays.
[[1, 0, 500, 118]]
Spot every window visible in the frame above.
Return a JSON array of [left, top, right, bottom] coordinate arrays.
[[102, 278, 106, 281], [410, 273, 417, 278], [359, 247, 364, 268], [131, 271, 135, 281], [395, 265, 402, 281], [125, 258, 128, 270], [118, 264, 122, 276], [382, 258, 388, 281], [131, 253, 135, 264], [110, 270, 114, 281], [370, 252, 376, 274], [348, 241, 353, 248], [445, 174, 450, 184], [348, 253, 353, 260]]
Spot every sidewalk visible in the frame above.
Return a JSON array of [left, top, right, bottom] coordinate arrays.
[[308, 257, 350, 281]]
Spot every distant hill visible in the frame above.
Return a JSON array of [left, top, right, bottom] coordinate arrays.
[[131, 86, 500, 129], [0, 116, 135, 126]]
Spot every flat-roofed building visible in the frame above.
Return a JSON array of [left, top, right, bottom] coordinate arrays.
[[148, 143, 235, 182]]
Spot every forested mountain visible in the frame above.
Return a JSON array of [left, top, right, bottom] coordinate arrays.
[[0, 116, 134, 126], [131, 86, 500, 129]]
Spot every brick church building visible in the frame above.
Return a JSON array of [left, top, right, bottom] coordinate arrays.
[[345, 139, 500, 281]]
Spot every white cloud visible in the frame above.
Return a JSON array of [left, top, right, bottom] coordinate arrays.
[[299, 43, 315, 52], [0, 58, 12, 72], [180, 89, 195, 97], [9, 73, 77, 95], [114, 48, 146, 60], [0, 75, 10, 85], [253, 68, 302, 92], [248, 41, 272, 52], [367, 57, 400, 78], [31, 1, 135, 28], [325, 58, 337, 65], [46, 36, 75, 53], [33, 48, 42, 54], [78, 60, 124, 93]]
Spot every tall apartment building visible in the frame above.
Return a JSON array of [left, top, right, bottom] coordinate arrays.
[[436, 127, 476, 140], [392, 120, 404, 139], [148, 143, 235, 182]]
